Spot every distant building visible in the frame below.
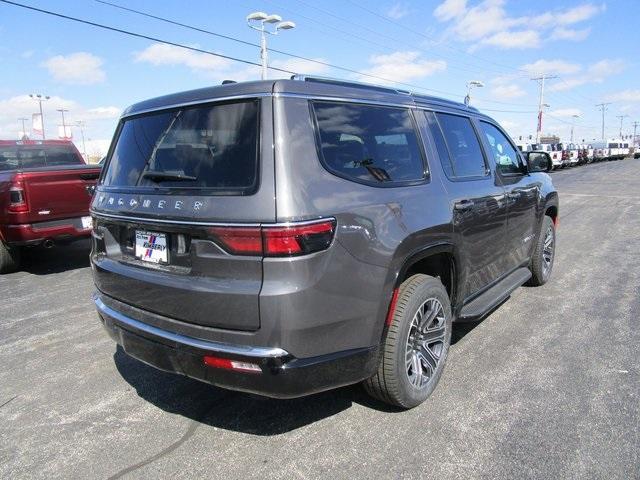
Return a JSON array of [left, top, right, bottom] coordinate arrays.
[[540, 135, 560, 144]]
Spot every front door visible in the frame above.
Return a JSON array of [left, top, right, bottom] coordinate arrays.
[[424, 111, 508, 301], [477, 121, 540, 271]]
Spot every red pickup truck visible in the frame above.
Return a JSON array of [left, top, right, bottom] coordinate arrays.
[[0, 139, 101, 273]]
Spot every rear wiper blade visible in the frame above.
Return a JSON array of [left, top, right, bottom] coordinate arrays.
[[141, 170, 197, 182]]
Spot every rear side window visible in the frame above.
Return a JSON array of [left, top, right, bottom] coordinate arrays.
[[0, 145, 83, 171], [102, 100, 259, 194], [312, 101, 426, 185], [433, 113, 487, 178]]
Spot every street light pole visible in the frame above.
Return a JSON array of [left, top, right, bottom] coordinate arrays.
[[57, 108, 69, 139], [29, 93, 50, 139], [464, 80, 484, 106], [633, 121, 639, 146], [18, 117, 29, 138], [247, 12, 296, 80], [531, 74, 558, 144], [76, 121, 87, 160], [570, 114, 580, 143]]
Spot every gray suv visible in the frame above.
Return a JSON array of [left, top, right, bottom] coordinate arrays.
[[91, 76, 558, 408]]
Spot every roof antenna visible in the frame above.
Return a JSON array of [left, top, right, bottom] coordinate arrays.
[[221, 80, 237, 85]]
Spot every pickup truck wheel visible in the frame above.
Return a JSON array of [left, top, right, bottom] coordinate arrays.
[[363, 274, 452, 409], [527, 215, 555, 286], [0, 241, 21, 274]]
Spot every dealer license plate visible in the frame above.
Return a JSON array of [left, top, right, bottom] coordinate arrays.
[[135, 231, 168, 264]]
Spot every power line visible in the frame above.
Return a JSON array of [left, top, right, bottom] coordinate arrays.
[[95, 0, 538, 107], [0, 0, 293, 73], [344, 0, 529, 76]]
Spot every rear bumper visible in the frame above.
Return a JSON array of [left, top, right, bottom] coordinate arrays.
[[95, 294, 379, 399], [2, 217, 91, 246]]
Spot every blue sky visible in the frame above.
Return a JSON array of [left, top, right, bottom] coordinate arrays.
[[1, 0, 639, 155]]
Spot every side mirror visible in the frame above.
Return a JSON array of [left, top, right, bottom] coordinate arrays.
[[525, 151, 552, 173]]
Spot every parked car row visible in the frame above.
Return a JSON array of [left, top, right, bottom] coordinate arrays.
[[518, 140, 638, 170]]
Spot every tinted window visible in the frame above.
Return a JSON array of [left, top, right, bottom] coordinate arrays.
[[479, 122, 522, 175], [102, 100, 259, 193], [0, 144, 83, 171], [434, 113, 486, 178], [312, 102, 425, 184]]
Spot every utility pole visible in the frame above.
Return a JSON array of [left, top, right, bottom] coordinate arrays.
[[29, 93, 50, 139], [18, 117, 29, 138], [57, 108, 69, 139], [531, 74, 558, 144], [76, 120, 87, 160], [595, 103, 611, 141], [616, 114, 628, 139]]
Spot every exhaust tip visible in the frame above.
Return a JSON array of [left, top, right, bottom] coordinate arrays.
[[43, 239, 55, 249]]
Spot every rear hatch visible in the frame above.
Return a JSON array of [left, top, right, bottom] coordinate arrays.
[[91, 97, 275, 331]]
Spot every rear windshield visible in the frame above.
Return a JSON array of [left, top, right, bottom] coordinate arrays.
[[0, 144, 83, 171], [102, 100, 259, 194]]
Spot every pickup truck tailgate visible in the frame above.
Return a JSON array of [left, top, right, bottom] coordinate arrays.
[[17, 165, 100, 223]]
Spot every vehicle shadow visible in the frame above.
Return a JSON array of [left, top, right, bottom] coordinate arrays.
[[20, 239, 91, 275], [113, 346, 401, 436]]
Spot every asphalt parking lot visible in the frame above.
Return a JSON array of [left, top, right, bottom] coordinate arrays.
[[1, 160, 638, 480]]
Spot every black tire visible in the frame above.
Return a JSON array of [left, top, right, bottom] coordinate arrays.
[[363, 274, 452, 409], [0, 241, 21, 274], [527, 215, 555, 286]]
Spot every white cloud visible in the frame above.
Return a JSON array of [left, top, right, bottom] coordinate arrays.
[[0, 94, 120, 157], [588, 59, 625, 79], [359, 51, 446, 84], [433, 1, 602, 49], [555, 3, 604, 25], [134, 43, 232, 76], [549, 108, 582, 117], [550, 27, 591, 41], [546, 58, 625, 92], [490, 83, 526, 99], [434, 0, 468, 22], [521, 59, 582, 76], [42, 52, 106, 85], [387, 3, 410, 20], [482, 30, 540, 49], [604, 89, 640, 103]]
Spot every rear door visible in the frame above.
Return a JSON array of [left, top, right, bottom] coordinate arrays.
[[425, 111, 508, 300], [477, 121, 539, 271], [92, 97, 275, 331]]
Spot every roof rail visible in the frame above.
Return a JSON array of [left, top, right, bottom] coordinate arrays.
[[290, 74, 411, 95], [290, 74, 478, 112]]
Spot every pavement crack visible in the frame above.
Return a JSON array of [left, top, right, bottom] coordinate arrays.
[[0, 395, 17, 409], [106, 397, 223, 480], [107, 419, 201, 480]]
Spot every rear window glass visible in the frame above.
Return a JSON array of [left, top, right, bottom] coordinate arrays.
[[312, 101, 426, 185], [0, 144, 83, 171], [102, 100, 259, 194]]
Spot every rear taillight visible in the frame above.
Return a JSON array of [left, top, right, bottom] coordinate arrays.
[[203, 355, 262, 374], [209, 218, 336, 257], [8, 182, 28, 213]]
